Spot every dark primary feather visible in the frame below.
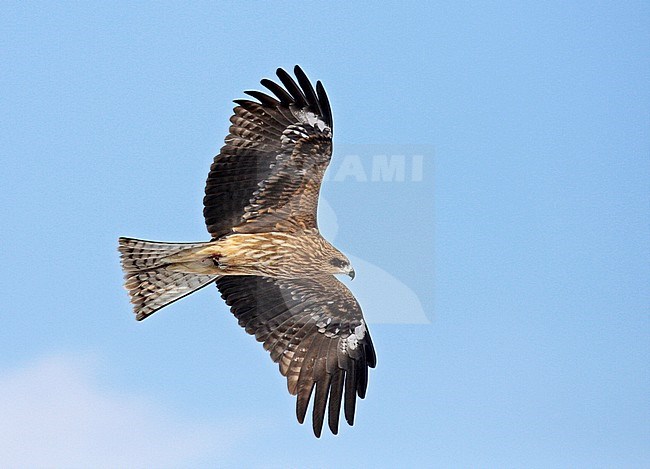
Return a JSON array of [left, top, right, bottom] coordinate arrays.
[[216, 275, 375, 437], [203, 66, 334, 239], [242, 90, 280, 107], [276, 67, 307, 107], [260, 78, 294, 105], [316, 81, 333, 132], [293, 66, 321, 116]]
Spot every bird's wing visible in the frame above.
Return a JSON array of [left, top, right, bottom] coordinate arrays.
[[204, 66, 334, 238], [216, 274, 376, 437]]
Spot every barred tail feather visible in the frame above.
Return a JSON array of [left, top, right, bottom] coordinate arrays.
[[118, 237, 218, 320]]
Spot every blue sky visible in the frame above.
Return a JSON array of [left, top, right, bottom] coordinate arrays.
[[1, 1, 648, 467]]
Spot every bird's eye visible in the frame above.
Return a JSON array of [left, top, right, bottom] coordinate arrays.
[[330, 258, 346, 268]]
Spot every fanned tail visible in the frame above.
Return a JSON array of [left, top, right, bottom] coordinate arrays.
[[118, 237, 218, 320]]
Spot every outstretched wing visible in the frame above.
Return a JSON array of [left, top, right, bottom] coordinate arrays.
[[216, 275, 376, 437], [204, 66, 334, 239]]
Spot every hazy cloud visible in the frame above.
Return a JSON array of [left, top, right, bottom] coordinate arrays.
[[0, 355, 241, 468]]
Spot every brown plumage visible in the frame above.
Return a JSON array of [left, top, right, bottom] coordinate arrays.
[[118, 66, 376, 437]]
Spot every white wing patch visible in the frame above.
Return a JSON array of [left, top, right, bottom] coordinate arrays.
[[294, 109, 329, 132], [340, 319, 367, 352]]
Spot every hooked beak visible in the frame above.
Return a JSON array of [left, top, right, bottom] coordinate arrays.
[[347, 267, 356, 280]]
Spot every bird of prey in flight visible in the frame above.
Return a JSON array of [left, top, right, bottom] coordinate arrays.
[[118, 66, 376, 437]]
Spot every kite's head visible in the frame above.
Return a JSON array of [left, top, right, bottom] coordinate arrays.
[[328, 254, 355, 280], [317, 239, 355, 279]]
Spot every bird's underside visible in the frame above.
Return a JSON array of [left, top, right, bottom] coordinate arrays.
[[160, 229, 355, 279], [118, 66, 376, 437]]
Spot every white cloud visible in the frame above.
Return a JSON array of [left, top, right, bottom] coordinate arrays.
[[0, 355, 241, 468]]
